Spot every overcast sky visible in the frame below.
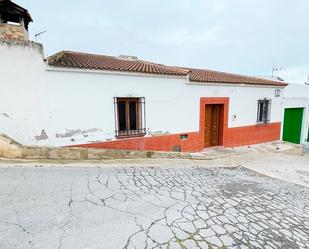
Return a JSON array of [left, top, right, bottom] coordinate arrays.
[[17, 0, 309, 84]]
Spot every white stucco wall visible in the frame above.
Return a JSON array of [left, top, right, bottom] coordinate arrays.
[[0, 41, 285, 146], [44, 68, 284, 146], [284, 83, 309, 98], [0, 41, 49, 145]]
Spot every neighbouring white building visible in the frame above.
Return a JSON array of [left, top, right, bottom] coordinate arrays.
[[282, 84, 309, 144], [0, 0, 307, 152]]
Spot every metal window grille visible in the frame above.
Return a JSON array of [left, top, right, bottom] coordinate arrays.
[[114, 97, 146, 137], [257, 98, 271, 124]]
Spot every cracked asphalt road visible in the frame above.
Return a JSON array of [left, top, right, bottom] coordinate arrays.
[[0, 165, 309, 249]]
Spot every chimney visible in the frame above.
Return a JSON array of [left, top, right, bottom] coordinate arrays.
[[0, 0, 33, 41]]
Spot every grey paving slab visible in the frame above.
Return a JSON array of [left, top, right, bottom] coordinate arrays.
[[0, 166, 308, 249]]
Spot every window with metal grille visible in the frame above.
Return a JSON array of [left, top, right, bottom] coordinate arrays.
[[114, 97, 146, 137], [257, 98, 272, 124]]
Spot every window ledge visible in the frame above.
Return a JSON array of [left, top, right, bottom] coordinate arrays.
[[116, 133, 146, 140], [256, 123, 270, 127]]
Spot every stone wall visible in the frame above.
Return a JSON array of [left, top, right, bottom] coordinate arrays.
[[0, 134, 22, 158], [0, 134, 193, 160], [0, 23, 28, 41], [0, 134, 304, 161]]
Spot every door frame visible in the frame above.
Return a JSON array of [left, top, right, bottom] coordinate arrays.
[[204, 104, 223, 147], [200, 97, 229, 148]]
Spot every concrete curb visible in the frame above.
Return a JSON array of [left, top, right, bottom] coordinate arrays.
[[20, 146, 194, 160], [19, 147, 237, 161], [0, 134, 202, 160]]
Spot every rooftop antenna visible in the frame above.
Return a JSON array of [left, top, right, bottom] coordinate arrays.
[[271, 61, 283, 79], [34, 30, 47, 42]]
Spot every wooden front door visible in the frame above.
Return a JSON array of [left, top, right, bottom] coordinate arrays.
[[204, 104, 222, 147]]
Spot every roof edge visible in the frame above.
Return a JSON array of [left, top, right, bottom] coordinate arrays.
[[46, 50, 290, 87]]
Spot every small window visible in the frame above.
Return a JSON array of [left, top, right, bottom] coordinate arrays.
[[114, 97, 146, 137], [257, 99, 272, 124]]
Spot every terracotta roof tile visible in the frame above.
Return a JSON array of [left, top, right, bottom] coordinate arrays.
[[47, 51, 288, 87], [186, 68, 288, 87], [47, 51, 187, 76]]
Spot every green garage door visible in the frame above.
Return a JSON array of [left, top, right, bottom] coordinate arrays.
[[283, 108, 304, 144]]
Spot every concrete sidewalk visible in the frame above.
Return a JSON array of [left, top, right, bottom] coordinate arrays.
[[1, 144, 309, 188], [240, 151, 309, 188], [1, 133, 309, 188], [304, 143, 309, 154]]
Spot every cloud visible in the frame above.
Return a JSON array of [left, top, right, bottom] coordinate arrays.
[[277, 65, 309, 84], [16, 0, 309, 83], [142, 26, 222, 46]]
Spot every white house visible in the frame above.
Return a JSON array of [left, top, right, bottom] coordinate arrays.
[[282, 84, 309, 144], [0, 0, 295, 152]]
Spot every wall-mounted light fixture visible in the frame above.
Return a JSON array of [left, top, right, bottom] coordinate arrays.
[[275, 89, 281, 97]]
